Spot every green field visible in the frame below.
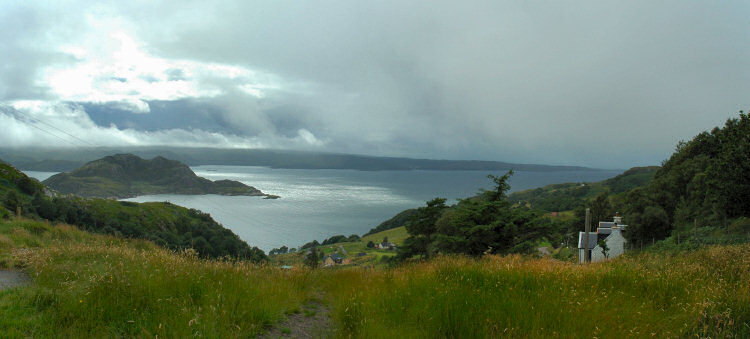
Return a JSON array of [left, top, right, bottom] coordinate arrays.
[[1, 218, 748, 337], [272, 226, 409, 267]]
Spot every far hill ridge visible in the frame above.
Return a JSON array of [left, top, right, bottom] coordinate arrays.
[[43, 154, 276, 199]]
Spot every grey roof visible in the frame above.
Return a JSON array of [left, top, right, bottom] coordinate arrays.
[[598, 222, 615, 228]]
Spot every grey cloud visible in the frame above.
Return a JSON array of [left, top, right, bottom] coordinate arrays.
[[2, 1, 749, 168], [0, 5, 70, 100], [165, 69, 188, 81]]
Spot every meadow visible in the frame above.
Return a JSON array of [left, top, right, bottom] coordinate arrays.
[[1, 218, 748, 338], [0, 219, 317, 338]]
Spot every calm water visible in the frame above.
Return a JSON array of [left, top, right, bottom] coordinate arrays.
[[26, 166, 620, 251]]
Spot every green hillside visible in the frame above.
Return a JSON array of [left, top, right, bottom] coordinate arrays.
[[508, 166, 659, 212], [271, 226, 409, 267], [1, 158, 266, 261], [43, 154, 273, 199]]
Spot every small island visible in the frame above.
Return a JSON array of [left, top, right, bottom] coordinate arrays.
[[43, 154, 278, 199]]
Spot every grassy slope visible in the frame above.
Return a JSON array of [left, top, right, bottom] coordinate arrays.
[[273, 227, 409, 267], [0, 219, 314, 338], [508, 166, 659, 211], [323, 249, 749, 338], [1, 218, 748, 337], [1, 159, 264, 260]]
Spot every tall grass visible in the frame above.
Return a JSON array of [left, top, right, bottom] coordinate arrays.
[[2, 218, 748, 337], [323, 247, 750, 338], [0, 219, 318, 338]]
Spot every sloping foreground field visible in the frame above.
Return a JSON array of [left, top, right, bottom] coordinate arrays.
[[0, 219, 317, 338], [323, 251, 749, 338], [1, 219, 748, 338]]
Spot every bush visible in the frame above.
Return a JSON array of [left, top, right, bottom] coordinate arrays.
[[728, 217, 750, 235], [552, 247, 574, 261]]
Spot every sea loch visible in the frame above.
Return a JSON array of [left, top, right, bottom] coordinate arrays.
[[27, 166, 620, 251]]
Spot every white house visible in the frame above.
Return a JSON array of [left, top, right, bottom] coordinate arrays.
[[578, 213, 628, 263]]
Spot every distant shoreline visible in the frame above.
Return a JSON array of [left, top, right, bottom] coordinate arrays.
[[1, 147, 622, 173]]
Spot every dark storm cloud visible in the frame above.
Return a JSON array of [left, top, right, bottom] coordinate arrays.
[[140, 0, 749, 166], [1, 1, 749, 167]]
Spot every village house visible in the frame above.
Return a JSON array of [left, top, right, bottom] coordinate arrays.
[[578, 213, 628, 263], [323, 253, 344, 267], [377, 242, 397, 250]]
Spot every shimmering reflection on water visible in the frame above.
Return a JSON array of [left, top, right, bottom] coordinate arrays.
[[118, 166, 619, 252]]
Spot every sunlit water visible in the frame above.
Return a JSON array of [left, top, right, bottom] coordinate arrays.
[[26, 166, 620, 251]]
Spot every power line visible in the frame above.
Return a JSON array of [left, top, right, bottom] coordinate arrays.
[[20, 120, 81, 146], [11, 109, 96, 146]]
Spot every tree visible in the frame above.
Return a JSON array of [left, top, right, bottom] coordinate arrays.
[[347, 234, 361, 242], [32, 193, 57, 220], [590, 191, 612, 225], [366, 240, 375, 248], [623, 188, 670, 247], [431, 171, 546, 256], [14, 176, 38, 195], [322, 235, 347, 245], [598, 238, 610, 259], [3, 190, 20, 213], [301, 240, 320, 249], [304, 247, 320, 269], [399, 197, 447, 260]]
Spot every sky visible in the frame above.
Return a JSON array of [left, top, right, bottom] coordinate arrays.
[[1, 1, 748, 168]]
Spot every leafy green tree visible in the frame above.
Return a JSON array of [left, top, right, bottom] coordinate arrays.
[[322, 235, 347, 245], [32, 193, 57, 220], [432, 171, 547, 256], [301, 240, 320, 249], [590, 191, 612, 224], [4, 190, 20, 212], [366, 240, 375, 248], [398, 198, 447, 260], [191, 236, 213, 258], [598, 238, 610, 259], [14, 176, 38, 195], [623, 187, 670, 247], [347, 234, 361, 242], [624, 111, 750, 241], [304, 247, 320, 269]]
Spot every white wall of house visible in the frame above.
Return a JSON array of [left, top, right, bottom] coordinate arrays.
[[590, 228, 626, 262]]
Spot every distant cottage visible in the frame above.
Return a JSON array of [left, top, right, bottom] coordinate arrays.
[[324, 253, 344, 266], [578, 213, 627, 263], [375, 242, 397, 250]]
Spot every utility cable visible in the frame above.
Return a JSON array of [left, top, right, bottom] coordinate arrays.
[[11, 109, 96, 146]]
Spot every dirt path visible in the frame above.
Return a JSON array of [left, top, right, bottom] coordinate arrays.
[[260, 300, 331, 339], [0, 270, 30, 290]]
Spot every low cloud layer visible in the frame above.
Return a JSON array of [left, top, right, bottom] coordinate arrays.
[[1, 1, 748, 168]]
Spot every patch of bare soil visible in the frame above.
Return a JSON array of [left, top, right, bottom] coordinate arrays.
[[260, 300, 331, 339], [0, 270, 30, 290]]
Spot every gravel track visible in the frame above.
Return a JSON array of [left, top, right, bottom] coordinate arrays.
[[0, 270, 30, 290]]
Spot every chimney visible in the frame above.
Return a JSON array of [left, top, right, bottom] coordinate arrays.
[[613, 212, 622, 225]]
